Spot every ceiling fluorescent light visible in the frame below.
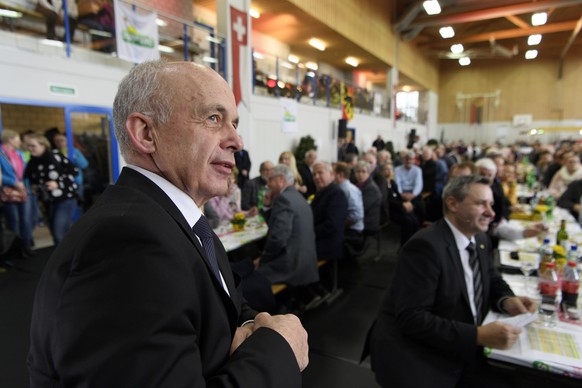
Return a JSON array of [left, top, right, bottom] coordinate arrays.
[[253, 51, 264, 59], [306, 62, 318, 70], [281, 61, 295, 69], [41, 39, 64, 47], [439, 26, 455, 39], [206, 36, 223, 44], [158, 45, 175, 53], [459, 57, 471, 66], [249, 8, 260, 19], [402, 85, 412, 92], [203, 56, 219, 63], [288, 54, 299, 64], [450, 44, 464, 54], [345, 57, 359, 67], [89, 29, 113, 38], [0, 9, 23, 18], [525, 50, 538, 59], [531, 12, 547, 26], [308, 38, 326, 51], [156, 18, 168, 27], [527, 34, 542, 45], [423, 0, 441, 15]]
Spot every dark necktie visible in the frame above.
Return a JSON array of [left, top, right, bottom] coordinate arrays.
[[193, 216, 221, 282], [466, 242, 483, 323]]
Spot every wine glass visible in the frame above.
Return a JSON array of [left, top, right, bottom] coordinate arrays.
[[520, 261, 536, 295]]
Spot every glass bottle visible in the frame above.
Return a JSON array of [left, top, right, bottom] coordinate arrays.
[[556, 219, 569, 250], [561, 261, 580, 320], [538, 262, 559, 327]]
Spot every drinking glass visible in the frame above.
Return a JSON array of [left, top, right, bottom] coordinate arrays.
[[539, 295, 558, 328], [520, 261, 536, 295]]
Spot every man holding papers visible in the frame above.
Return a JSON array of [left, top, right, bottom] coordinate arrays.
[[369, 175, 536, 388]]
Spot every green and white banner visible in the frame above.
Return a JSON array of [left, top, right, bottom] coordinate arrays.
[[114, 0, 159, 63]]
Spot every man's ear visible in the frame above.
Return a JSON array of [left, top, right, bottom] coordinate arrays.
[[126, 113, 157, 154], [445, 196, 457, 213]]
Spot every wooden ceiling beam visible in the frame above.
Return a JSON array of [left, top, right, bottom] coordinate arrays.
[[409, 0, 582, 28], [505, 15, 530, 29], [561, 15, 582, 58]]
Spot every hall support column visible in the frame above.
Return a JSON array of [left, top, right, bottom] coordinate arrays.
[[217, 0, 253, 151]]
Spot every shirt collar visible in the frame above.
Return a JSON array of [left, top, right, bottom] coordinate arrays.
[[444, 217, 474, 250], [126, 164, 202, 228]]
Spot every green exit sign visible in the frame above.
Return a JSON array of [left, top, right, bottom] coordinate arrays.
[[49, 84, 76, 96]]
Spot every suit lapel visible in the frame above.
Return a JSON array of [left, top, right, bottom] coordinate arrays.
[[116, 169, 237, 301], [440, 221, 472, 312]]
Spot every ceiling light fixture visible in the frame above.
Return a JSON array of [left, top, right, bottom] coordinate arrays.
[[288, 54, 299, 64], [525, 50, 538, 59], [249, 8, 260, 19], [41, 39, 64, 48], [281, 61, 295, 69], [156, 18, 168, 27], [203, 56, 219, 64], [459, 57, 471, 66], [345, 57, 359, 67], [531, 12, 547, 26], [306, 62, 319, 71], [450, 44, 464, 54], [527, 34, 542, 45], [439, 26, 455, 39], [158, 45, 175, 53], [0, 9, 22, 18], [402, 85, 412, 92], [308, 38, 326, 51], [422, 0, 441, 15]]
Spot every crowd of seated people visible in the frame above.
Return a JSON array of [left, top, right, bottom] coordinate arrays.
[[213, 137, 582, 313]]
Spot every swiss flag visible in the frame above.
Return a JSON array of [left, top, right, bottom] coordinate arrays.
[[230, 6, 247, 107]]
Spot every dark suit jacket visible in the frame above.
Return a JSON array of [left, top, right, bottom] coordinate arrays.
[[241, 175, 266, 210], [259, 186, 318, 286], [27, 168, 301, 387], [298, 164, 316, 199], [311, 183, 348, 260], [360, 177, 382, 233], [558, 179, 582, 219], [234, 149, 251, 188], [369, 220, 514, 388]]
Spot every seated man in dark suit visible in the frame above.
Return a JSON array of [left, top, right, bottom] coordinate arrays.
[[369, 175, 536, 388], [379, 162, 419, 245], [256, 164, 319, 288], [557, 178, 582, 220], [311, 161, 348, 261], [353, 161, 382, 236], [241, 160, 274, 210], [298, 149, 317, 199]]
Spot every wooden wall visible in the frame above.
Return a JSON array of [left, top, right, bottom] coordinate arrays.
[[286, 0, 440, 92], [438, 51, 582, 123]]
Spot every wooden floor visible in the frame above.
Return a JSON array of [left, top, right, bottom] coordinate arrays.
[[0, 225, 400, 387]]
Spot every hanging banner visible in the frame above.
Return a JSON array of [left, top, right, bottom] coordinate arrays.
[[114, 0, 160, 63], [341, 83, 354, 120], [280, 97, 298, 133], [230, 6, 248, 107]]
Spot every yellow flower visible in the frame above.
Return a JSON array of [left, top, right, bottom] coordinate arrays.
[[231, 212, 247, 226], [553, 245, 566, 258]]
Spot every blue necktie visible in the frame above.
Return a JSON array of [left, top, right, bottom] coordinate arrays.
[[193, 216, 221, 282], [467, 242, 483, 323]]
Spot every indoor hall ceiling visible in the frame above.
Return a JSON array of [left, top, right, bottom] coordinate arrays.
[[193, 0, 390, 75], [193, 0, 582, 88], [395, 0, 582, 61]]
